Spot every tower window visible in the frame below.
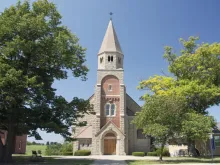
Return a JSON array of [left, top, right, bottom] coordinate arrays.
[[111, 56, 113, 62], [108, 84, 112, 91], [108, 56, 110, 62], [118, 57, 121, 64], [105, 103, 115, 116], [100, 57, 103, 63]]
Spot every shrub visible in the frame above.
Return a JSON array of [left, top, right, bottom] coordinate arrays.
[[61, 142, 73, 155], [74, 150, 91, 156], [45, 144, 62, 155], [155, 148, 170, 157], [63, 152, 73, 155], [147, 151, 157, 156], [132, 152, 145, 156]]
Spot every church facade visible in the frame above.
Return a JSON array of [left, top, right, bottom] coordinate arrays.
[[73, 19, 150, 155]]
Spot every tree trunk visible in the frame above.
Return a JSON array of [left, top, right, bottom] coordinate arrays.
[[1, 124, 15, 163], [188, 139, 198, 157], [159, 139, 166, 161], [0, 138, 4, 161]]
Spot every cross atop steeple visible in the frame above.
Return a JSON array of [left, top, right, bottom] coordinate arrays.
[[109, 12, 113, 20]]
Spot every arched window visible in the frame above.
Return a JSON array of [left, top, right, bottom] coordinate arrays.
[[105, 103, 115, 116], [108, 56, 110, 62], [111, 56, 113, 62], [111, 104, 115, 116], [105, 104, 110, 116], [100, 57, 103, 63]]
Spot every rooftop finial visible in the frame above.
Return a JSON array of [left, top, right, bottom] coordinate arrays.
[[109, 12, 113, 20]]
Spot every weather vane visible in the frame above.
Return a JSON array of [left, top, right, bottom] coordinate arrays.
[[109, 12, 113, 20]]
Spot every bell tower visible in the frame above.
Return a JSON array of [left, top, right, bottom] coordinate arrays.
[[92, 18, 127, 155], [97, 19, 124, 70]]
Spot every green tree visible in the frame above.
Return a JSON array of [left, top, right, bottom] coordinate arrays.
[[181, 113, 215, 156], [133, 95, 187, 160], [137, 36, 220, 156], [0, 0, 93, 162]]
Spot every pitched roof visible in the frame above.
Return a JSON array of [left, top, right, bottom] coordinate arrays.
[[75, 125, 92, 138], [98, 20, 123, 55], [95, 120, 125, 137]]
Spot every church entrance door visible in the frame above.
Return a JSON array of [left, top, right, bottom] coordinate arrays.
[[104, 133, 116, 155]]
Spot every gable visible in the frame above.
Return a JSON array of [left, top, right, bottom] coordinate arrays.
[[126, 94, 141, 116], [95, 120, 125, 138]]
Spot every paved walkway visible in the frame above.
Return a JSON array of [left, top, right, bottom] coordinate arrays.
[[91, 159, 127, 165]]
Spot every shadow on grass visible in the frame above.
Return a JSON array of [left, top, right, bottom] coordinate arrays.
[[9, 156, 93, 165], [126, 157, 220, 164]]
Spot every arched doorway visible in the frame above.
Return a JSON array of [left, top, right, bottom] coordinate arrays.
[[104, 133, 116, 155]]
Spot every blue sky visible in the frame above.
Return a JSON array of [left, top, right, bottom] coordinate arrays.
[[1, 0, 220, 143]]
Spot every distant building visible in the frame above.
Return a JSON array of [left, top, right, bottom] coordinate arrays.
[[168, 122, 220, 157], [72, 19, 150, 155], [0, 130, 27, 154]]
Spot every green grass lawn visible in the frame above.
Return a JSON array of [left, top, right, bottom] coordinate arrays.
[[25, 145, 47, 156], [126, 157, 220, 164], [12, 156, 93, 165]]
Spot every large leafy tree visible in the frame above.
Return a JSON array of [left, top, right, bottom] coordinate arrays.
[[137, 36, 220, 156], [133, 95, 187, 160], [0, 0, 93, 162]]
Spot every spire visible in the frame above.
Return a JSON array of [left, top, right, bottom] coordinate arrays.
[[98, 19, 123, 55]]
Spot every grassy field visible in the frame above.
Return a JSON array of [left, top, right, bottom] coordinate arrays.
[[12, 156, 93, 165], [126, 157, 220, 164], [25, 145, 47, 156]]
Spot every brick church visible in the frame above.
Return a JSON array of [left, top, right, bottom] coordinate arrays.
[[73, 19, 150, 155]]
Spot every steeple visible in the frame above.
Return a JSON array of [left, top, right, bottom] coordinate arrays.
[[98, 19, 124, 70], [98, 20, 123, 55]]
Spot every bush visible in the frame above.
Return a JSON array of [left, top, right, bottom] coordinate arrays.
[[61, 142, 73, 155], [45, 144, 62, 155], [155, 148, 170, 157], [63, 152, 73, 155], [132, 152, 145, 156], [147, 151, 157, 156], [74, 150, 91, 156]]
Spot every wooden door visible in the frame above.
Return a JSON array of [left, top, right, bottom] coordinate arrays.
[[104, 139, 116, 155]]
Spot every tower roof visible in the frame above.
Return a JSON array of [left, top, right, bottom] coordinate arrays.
[[98, 20, 123, 55]]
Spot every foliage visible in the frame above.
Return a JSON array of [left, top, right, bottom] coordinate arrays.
[[155, 148, 170, 157], [60, 142, 73, 155], [132, 152, 145, 156], [0, 0, 93, 162], [133, 95, 187, 142], [26, 145, 46, 156], [181, 113, 215, 141], [27, 141, 44, 145], [62, 152, 73, 156], [136, 36, 219, 158], [45, 142, 73, 156], [74, 150, 91, 156], [147, 152, 157, 156], [133, 95, 186, 160], [45, 144, 62, 156]]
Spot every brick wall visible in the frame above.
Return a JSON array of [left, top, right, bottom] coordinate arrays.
[[100, 75, 121, 128]]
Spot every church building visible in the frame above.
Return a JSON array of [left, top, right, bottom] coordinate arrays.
[[73, 19, 150, 155]]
